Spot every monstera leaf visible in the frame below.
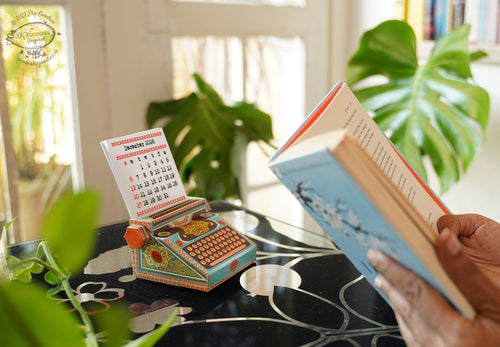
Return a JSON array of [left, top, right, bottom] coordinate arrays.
[[347, 20, 489, 192], [147, 73, 273, 200]]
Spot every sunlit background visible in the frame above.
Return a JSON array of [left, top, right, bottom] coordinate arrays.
[[1, 0, 499, 243]]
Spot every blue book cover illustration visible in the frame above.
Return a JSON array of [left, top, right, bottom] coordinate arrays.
[[268, 144, 474, 318]]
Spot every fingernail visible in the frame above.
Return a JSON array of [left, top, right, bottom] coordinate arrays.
[[367, 249, 381, 266], [374, 275, 384, 289], [442, 227, 461, 256]]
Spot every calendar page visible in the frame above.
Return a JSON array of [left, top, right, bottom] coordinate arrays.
[[101, 128, 187, 219]]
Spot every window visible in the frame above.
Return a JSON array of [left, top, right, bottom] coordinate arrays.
[[172, 35, 304, 224], [155, 0, 336, 227], [0, 5, 80, 242], [0, 1, 346, 242]]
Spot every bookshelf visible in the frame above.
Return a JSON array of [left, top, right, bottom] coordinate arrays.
[[393, 0, 500, 224], [358, 0, 500, 227], [405, 0, 500, 65]]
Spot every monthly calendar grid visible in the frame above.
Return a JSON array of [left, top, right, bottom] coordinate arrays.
[[101, 128, 187, 219]]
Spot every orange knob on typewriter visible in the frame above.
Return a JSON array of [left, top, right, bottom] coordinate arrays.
[[124, 225, 151, 249]]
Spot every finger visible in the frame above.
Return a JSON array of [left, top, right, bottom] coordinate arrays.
[[437, 214, 489, 237], [394, 312, 416, 346], [368, 249, 463, 333], [394, 311, 445, 347], [375, 275, 447, 347], [436, 227, 500, 315]]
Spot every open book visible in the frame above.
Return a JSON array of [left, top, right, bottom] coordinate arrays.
[[268, 81, 475, 319]]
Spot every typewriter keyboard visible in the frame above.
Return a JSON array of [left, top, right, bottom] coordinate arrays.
[[183, 226, 250, 269]]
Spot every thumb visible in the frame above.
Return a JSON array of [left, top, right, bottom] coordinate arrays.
[[437, 227, 500, 314], [437, 213, 487, 238]]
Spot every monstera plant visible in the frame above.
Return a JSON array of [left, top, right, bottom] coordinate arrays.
[[146, 73, 274, 201], [346, 20, 489, 192]]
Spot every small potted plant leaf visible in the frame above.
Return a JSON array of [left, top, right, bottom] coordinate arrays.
[[346, 20, 489, 192], [146, 73, 274, 201], [0, 191, 177, 346]]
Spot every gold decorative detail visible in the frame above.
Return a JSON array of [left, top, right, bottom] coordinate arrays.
[[180, 220, 212, 238], [140, 239, 202, 279], [199, 212, 214, 218]]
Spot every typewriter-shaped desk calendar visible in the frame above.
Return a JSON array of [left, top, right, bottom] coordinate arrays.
[[101, 129, 256, 291]]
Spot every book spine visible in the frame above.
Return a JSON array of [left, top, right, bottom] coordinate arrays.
[[485, 0, 499, 43], [424, 0, 435, 40], [433, 0, 448, 39], [465, 0, 481, 44], [478, 0, 488, 44], [407, 0, 426, 40], [451, 0, 466, 29], [409, 0, 500, 44]]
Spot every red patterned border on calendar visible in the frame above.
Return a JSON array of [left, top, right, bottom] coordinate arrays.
[[110, 131, 163, 147], [115, 144, 167, 160], [136, 196, 187, 217]]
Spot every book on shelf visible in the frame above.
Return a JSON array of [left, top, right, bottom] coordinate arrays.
[[451, 0, 466, 29], [484, 0, 499, 44], [406, 0, 426, 41], [414, 0, 499, 44], [465, 0, 480, 44], [267, 81, 475, 319], [424, 0, 435, 40]]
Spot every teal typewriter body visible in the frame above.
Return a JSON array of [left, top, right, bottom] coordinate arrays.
[[124, 197, 257, 291]]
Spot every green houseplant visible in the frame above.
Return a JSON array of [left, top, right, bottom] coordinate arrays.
[[0, 191, 175, 346], [146, 73, 274, 201], [346, 20, 489, 192]]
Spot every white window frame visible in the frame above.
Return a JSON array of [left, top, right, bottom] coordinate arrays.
[[144, 1, 349, 230], [1, 0, 352, 236]]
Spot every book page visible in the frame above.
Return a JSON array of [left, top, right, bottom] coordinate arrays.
[[277, 82, 449, 231], [101, 128, 187, 219], [328, 84, 449, 230]]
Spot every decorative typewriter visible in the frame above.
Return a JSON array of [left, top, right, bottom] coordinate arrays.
[[101, 129, 256, 291], [124, 197, 256, 291]]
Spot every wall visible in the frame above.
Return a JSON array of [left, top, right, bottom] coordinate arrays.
[[441, 63, 500, 221]]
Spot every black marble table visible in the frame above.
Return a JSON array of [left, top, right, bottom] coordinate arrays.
[[15, 201, 404, 346]]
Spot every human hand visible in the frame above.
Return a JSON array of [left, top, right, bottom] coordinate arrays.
[[438, 214, 500, 288], [367, 214, 500, 346]]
